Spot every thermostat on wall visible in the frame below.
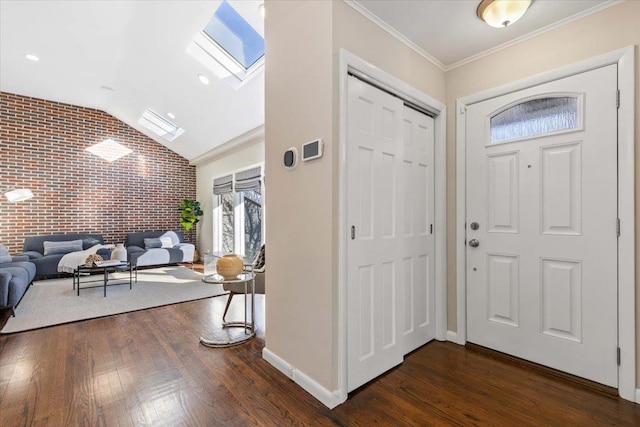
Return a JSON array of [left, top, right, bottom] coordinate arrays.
[[284, 147, 298, 169], [301, 138, 324, 162]]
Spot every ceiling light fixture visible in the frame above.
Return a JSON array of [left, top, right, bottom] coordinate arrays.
[[25, 54, 39, 61], [167, 112, 176, 119], [477, 0, 532, 28], [198, 74, 210, 85], [258, 3, 265, 18]]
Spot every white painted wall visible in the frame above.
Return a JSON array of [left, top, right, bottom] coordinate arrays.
[[264, 0, 445, 395]]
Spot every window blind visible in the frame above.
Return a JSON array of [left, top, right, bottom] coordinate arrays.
[[234, 166, 262, 192], [213, 174, 233, 195]]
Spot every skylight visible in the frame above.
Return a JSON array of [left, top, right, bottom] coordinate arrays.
[[86, 139, 133, 162], [138, 109, 185, 142], [203, 0, 265, 70], [188, 1, 265, 88]]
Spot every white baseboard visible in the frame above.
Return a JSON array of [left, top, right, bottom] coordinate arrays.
[[447, 330, 467, 345], [635, 388, 640, 404], [262, 347, 345, 409]]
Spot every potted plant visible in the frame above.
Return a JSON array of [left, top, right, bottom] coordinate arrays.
[[178, 199, 204, 261]]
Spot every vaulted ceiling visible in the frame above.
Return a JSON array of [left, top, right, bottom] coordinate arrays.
[[0, 0, 616, 162]]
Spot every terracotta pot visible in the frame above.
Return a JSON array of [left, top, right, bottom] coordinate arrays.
[[216, 254, 243, 279]]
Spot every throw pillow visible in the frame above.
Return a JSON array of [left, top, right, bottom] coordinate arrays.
[[43, 239, 83, 256], [82, 237, 101, 250], [159, 236, 173, 248], [144, 238, 162, 249], [0, 244, 12, 263]]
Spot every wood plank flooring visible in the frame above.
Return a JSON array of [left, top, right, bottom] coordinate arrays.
[[1, 270, 639, 426]]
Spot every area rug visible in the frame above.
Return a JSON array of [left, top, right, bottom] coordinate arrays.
[[1, 266, 227, 334]]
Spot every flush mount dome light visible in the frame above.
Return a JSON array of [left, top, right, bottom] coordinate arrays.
[[477, 0, 532, 28], [86, 139, 133, 162], [25, 53, 39, 61]]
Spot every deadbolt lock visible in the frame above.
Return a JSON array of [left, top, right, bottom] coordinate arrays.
[[470, 222, 479, 230]]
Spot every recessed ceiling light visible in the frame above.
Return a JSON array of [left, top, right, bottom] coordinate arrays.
[[198, 74, 210, 85], [25, 54, 39, 61], [167, 112, 176, 119]]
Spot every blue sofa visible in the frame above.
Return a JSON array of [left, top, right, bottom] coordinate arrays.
[[0, 245, 36, 316], [20, 234, 111, 278], [126, 231, 195, 267]]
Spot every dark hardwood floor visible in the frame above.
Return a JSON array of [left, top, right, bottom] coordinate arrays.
[[1, 267, 639, 426]]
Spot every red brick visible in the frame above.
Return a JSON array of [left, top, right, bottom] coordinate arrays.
[[0, 92, 196, 254]]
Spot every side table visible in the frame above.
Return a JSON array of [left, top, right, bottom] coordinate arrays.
[[200, 272, 255, 348]]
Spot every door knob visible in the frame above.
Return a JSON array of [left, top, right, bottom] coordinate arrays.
[[469, 239, 480, 248]]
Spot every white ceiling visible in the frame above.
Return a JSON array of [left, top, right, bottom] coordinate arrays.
[[351, 0, 615, 68], [0, 0, 617, 162], [0, 0, 264, 162]]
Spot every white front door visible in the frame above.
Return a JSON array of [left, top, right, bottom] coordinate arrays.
[[347, 76, 435, 392], [465, 64, 618, 387]]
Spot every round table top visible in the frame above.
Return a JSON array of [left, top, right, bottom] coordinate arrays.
[[201, 272, 255, 284]]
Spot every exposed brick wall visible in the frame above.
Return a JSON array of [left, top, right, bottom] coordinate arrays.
[[0, 92, 195, 254]]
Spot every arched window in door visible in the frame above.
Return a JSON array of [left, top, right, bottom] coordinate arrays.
[[490, 95, 582, 144]]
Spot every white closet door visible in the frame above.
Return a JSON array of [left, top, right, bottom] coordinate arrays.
[[347, 75, 435, 392], [401, 107, 435, 354]]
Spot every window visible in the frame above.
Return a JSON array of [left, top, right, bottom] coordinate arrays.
[[213, 165, 264, 260], [203, 1, 265, 70], [220, 192, 235, 253], [242, 189, 262, 258], [138, 108, 185, 142], [490, 95, 581, 143], [188, 0, 265, 88]]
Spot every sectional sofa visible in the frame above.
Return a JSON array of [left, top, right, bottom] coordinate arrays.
[[0, 245, 36, 316], [19, 234, 112, 278], [126, 231, 194, 267]]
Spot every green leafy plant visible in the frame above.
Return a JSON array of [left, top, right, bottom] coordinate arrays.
[[178, 199, 204, 232]]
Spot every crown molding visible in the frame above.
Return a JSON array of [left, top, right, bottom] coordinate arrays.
[[445, 0, 624, 71], [343, 0, 624, 73], [342, 0, 446, 72], [189, 124, 264, 166]]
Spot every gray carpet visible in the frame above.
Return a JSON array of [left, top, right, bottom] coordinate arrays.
[[1, 266, 227, 334]]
